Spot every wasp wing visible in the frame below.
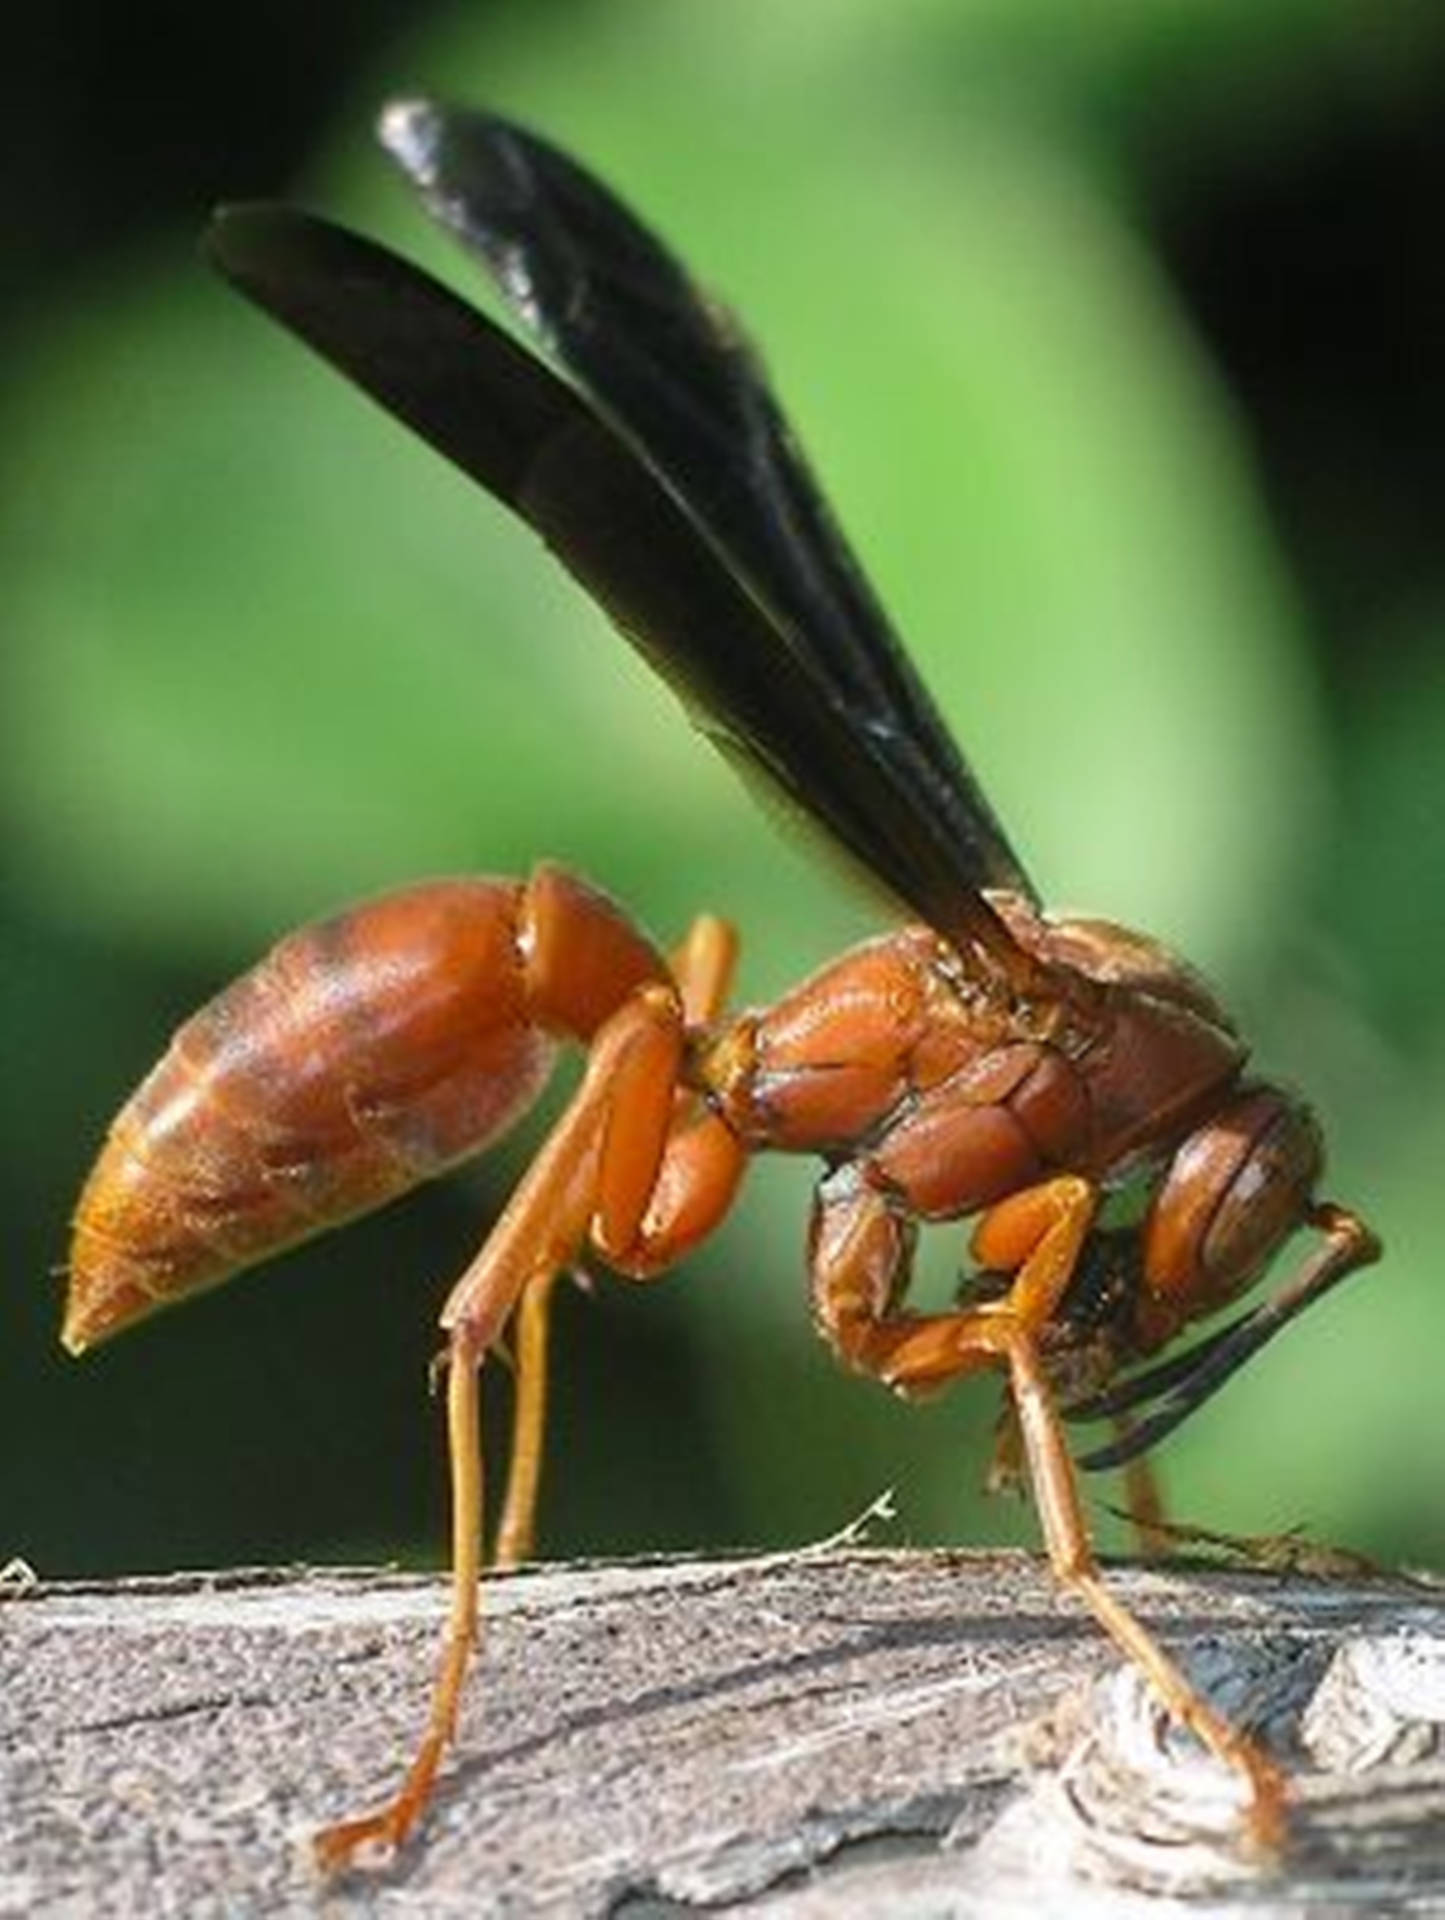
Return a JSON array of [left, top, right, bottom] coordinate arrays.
[[207, 108, 1035, 964], [380, 104, 1039, 927]]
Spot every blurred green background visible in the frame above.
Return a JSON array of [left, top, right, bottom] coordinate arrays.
[[3, 1, 1442, 1582]]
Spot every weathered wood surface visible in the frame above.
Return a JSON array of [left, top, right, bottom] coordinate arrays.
[[3, 1549, 1445, 1916]]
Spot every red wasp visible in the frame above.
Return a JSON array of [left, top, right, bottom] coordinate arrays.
[[64, 99, 1380, 1869]]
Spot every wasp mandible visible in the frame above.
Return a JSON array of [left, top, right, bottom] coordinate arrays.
[[64, 99, 1381, 1869]]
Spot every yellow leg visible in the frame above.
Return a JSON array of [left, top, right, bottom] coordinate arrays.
[[315, 1326, 484, 1870], [811, 1172, 1287, 1851], [492, 1268, 558, 1569], [492, 913, 740, 1573], [314, 961, 752, 1871], [1118, 1432, 1171, 1560], [1005, 1329, 1285, 1848]]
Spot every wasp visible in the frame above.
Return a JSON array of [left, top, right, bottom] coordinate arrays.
[[63, 99, 1380, 1869]]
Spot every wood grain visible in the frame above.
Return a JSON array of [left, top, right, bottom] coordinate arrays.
[[3, 1550, 1443, 1914]]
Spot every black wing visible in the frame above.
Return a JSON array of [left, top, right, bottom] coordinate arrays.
[[205, 99, 1037, 966]]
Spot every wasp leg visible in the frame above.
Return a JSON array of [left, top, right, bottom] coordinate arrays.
[[809, 1170, 1287, 1851], [489, 1266, 560, 1571], [809, 1170, 1095, 1389], [492, 912, 741, 1569], [972, 1185, 1173, 1553], [316, 982, 693, 1871], [670, 911, 739, 1029], [1001, 1325, 1287, 1850], [1116, 1433, 1171, 1558], [315, 1318, 484, 1874]]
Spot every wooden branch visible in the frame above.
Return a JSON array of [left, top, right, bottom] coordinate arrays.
[[4, 1550, 1444, 1912]]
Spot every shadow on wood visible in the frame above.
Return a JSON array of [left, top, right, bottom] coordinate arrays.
[[3, 1550, 1444, 1913]]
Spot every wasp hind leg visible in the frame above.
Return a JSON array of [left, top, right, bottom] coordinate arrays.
[[316, 920, 748, 1872], [492, 910, 742, 1570]]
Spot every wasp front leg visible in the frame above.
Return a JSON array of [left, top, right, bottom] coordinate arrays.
[[317, 944, 747, 1872], [808, 1167, 1287, 1849]]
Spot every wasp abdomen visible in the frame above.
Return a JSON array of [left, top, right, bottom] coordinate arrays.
[[65, 869, 668, 1352]]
